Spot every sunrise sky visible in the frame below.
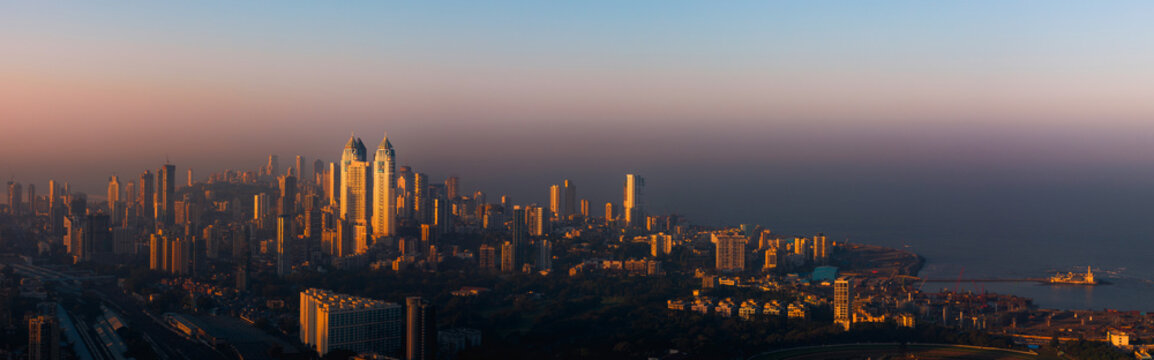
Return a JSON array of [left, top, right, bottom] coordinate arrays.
[[4, 1, 1154, 209]]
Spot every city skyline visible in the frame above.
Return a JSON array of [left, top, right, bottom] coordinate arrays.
[[6, 2, 1154, 218]]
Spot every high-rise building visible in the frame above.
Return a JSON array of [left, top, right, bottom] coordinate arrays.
[[529, 206, 548, 236], [579, 199, 589, 219], [300, 288, 402, 356], [834, 277, 853, 331], [28, 315, 60, 360], [604, 202, 615, 223], [405, 297, 436, 360], [187, 168, 194, 188], [548, 185, 561, 221], [158, 163, 176, 227], [107, 176, 120, 216], [563, 180, 576, 219], [296, 155, 306, 182], [27, 184, 36, 215], [267, 155, 279, 177], [277, 215, 293, 276], [340, 135, 371, 223], [253, 193, 270, 226], [444, 176, 459, 200], [372, 134, 397, 239], [536, 240, 552, 271], [7, 181, 22, 215], [763, 247, 779, 270], [623, 174, 645, 227], [279, 173, 297, 216], [413, 173, 430, 223], [313, 159, 325, 184], [478, 244, 496, 271], [813, 233, 830, 265], [499, 241, 516, 273], [433, 197, 451, 235], [714, 232, 746, 272], [324, 162, 340, 207], [511, 204, 526, 261], [138, 171, 155, 225], [650, 233, 673, 257]]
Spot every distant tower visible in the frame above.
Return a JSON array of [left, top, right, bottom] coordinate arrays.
[[276, 215, 293, 276], [479, 244, 497, 271], [267, 155, 279, 177], [623, 174, 645, 228], [138, 171, 155, 224], [186, 168, 194, 187], [279, 171, 297, 216], [28, 315, 60, 360], [7, 181, 22, 215], [713, 232, 746, 272], [372, 134, 397, 239], [834, 277, 853, 330], [444, 176, 459, 200], [405, 297, 436, 360], [107, 176, 120, 210], [158, 163, 176, 227], [563, 180, 576, 219], [548, 185, 561, 221], [580, 199, 589, 218], [295, 155, 306, 182], [340, 134, 371, 223], [500, 241, 516, 272], [325, 162, 340, 207], [312, 159, 324, 184], [604, 202, 615, 222], [27, 184, 36, 215]]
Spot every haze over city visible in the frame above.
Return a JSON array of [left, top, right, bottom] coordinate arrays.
[[3, 2, 1154, 360]]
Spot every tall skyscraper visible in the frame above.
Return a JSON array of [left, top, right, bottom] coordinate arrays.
[[623, 174, 645, 227], [325, 162, 340, 207], [300, 288, 402, 357], [604, 202, 615, 222], [834, 277, 853, 331], [500, 241, 516, 273], [714, 232, 746, 273], [267, 155, 279, 177], [158, 163, 176, 227], [277, 215, 293, 276], [253, 193, 269, 224], [313, 159, 325, 184], [813, 233, 830, 265], [372, 134, 397, 239], [138, 171, 155, 225], [340, 135, 371, 223], [580, 199, 589, 218], [548, 185, 561, 221], [413, 173, 429, 223], [478, 243, 496, 271], [296, 155, 306, 182], [444, 176, 459, 200], [186, 168, 194, 187], [405, 297, 436, 360], [27, 184, 36, 215], [536, 240, 552, 271], [28, 315, 60, 360], [107, 176, 120, 211], [563, 179, 576, 219], [279, 173, 297, 216], [7, 181, 22, 215]]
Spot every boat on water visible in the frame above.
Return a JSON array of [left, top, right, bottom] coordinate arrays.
[[1046, 266, 1100, 285]]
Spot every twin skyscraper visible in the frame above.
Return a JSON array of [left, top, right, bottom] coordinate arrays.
[[338, 133, 397, 242]]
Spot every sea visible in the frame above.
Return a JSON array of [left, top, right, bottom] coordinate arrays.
[[659, 167, 1154, 312]]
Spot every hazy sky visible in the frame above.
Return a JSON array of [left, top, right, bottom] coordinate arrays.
[[3, 1, 1154, 211]]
